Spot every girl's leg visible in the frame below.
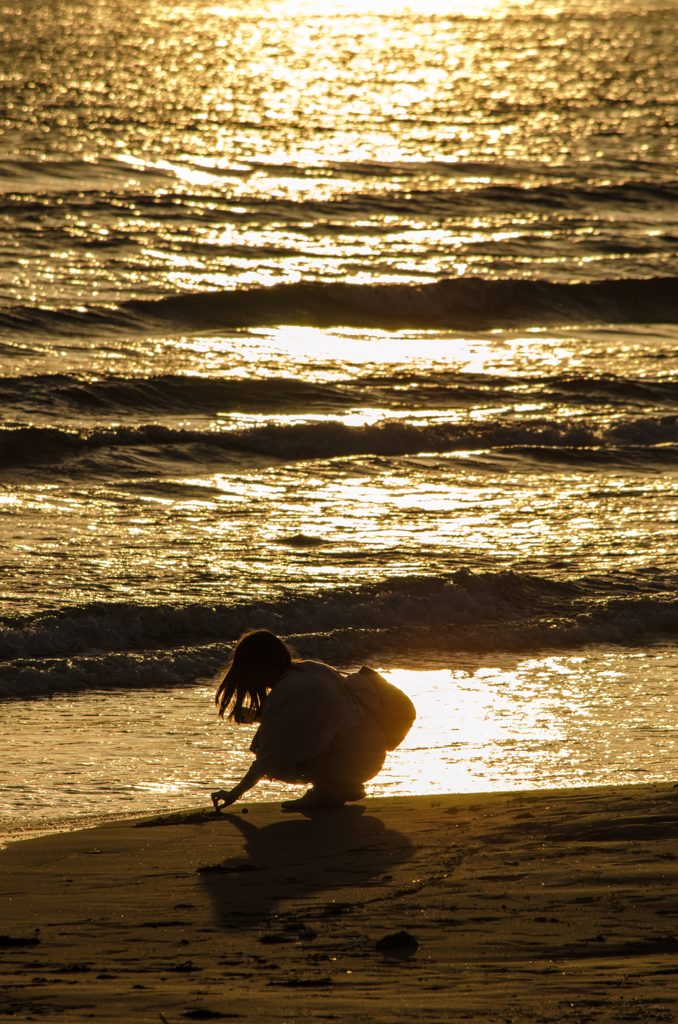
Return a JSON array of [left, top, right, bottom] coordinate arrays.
[[282, 714, 387, 808]]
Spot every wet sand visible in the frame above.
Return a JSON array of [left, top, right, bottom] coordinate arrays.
[[2, 782, 678, 1022]]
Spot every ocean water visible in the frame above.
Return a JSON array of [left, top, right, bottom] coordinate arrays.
[[1, 0, 678, 841]]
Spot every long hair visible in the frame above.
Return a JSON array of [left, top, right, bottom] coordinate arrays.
[[215, 629, 297, 722]]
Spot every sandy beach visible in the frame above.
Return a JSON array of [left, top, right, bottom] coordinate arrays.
[[2, 782, 678, 1022]]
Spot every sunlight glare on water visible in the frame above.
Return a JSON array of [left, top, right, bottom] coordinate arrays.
[[208, 0, 520, 16], [374, 652, 678, 795], [3, 0, 677, 304]]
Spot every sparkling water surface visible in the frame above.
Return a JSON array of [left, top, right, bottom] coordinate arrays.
[[2, 0, 678, 306], [2, 323, 678, 612], [1, 0, 678, 839]]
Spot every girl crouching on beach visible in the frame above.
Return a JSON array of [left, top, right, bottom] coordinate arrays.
[[210, 629, 414, 812]]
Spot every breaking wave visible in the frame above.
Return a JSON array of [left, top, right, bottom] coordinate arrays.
[[2, 275, 678, 336], [2, 372, 678, 419], [2, 415, 678, 475], [0, 374, 361, 416], [2, 568, 678, 697]]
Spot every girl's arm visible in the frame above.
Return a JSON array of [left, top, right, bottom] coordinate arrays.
[[210, 759, 266, 811]]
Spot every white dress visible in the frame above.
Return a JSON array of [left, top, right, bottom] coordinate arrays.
[[252, 660, 386, 788]]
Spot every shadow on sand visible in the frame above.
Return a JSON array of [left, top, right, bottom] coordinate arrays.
[[196, 805, 415, 929]]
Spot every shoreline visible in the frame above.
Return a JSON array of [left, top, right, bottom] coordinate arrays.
[[2, 761, 673, 853], [2, 781, 678, 1022], [0, 808, 162, 852]]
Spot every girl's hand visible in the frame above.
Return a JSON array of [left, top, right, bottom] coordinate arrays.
[[211, 789, 238, 812], [210, 761, 261, 812]]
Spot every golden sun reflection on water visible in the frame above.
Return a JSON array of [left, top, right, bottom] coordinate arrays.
[[370, 652, 678, 796], [208, 0, 522, 15], [6, 0, 676, 306]]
